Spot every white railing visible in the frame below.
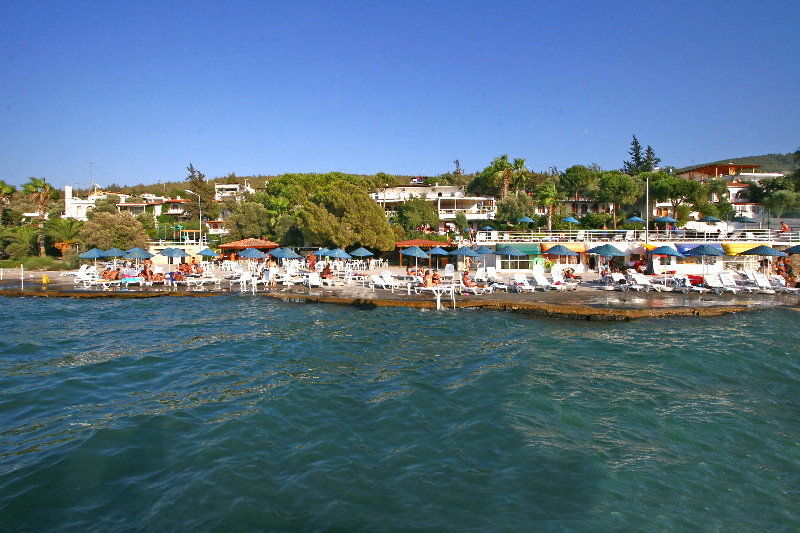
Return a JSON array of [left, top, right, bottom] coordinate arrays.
[[476, 229, 800, 244], [438, 208, 495, 215]]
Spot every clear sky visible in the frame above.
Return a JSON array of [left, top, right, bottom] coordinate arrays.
[[1, 0, 798, 187]]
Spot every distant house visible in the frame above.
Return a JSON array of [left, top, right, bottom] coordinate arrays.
[[676, 162, 785, 183], [371, 182, 496, 229]]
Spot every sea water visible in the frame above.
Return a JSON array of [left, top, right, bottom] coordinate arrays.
[[0, 296, 798, 530]]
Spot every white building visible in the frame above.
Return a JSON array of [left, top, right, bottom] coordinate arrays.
[[371, 184, 496, 227], [214, 181, 255, 202]]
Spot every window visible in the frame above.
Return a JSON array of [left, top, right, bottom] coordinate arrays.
[[500, 256, 531, 270]]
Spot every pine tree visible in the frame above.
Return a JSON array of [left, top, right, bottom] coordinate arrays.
[[622, 135, 645, 175], [643, 145, 661, 172]]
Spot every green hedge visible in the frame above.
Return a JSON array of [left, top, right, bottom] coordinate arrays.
[[0, 256, 78, 271]]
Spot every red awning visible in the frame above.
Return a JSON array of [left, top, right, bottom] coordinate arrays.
[[395, 239, 448, 248], [218, 238, 279, 249]]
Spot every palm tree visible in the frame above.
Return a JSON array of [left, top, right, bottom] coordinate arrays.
[[533, 179, 563, 230], [21, 177, 58, 256], [45, 218, 83, 256], [0, 180, 16, 207]]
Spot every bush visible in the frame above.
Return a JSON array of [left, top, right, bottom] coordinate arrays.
[[0, 255, 68, 270], [6, 242, 32, 260]]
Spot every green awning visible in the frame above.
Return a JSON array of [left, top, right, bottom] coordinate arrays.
[[516, 244, 541, 255]]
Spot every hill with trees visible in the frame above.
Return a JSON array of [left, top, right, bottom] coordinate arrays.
[[677, 153, 799, 174]]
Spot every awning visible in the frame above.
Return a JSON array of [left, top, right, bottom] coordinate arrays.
[[642, 242, 675, 251], [722, 242, 767, 255], [541, 242, 585, 253], [515, 244, 542, 255]]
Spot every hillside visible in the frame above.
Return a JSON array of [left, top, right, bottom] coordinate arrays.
[[678, 152, 799, 174]]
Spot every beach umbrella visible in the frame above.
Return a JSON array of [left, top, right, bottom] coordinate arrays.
[[124, 247, 153, 259], [586, 244, 626, 257], [326, 248, 352, 260], [473, 246, 494, 255], [312, 247, 330, 257], [653, 216, 677, 223], [159, 247, 190, 258], [280, 248, 302, 259], [700, 215, 721, 223], [349, 247, 374, 257], [198, 248, 218, 257], [516, 216, 534, 224], [626, 216, 645, 223], [450, 246, 479, 258], [646, 246, 684, 258], [562, 216, 579, 224], [739, 245, 788, 257], [481, 225, 493, 230], [400, 245, 429, 270], [733, 216, 757, 224], [427, 246, 449, 269], [493, 245, 527, 257], [100, 247, 125, 258], [684, 244, 726, 278], [267, 247, 289, 259], [783, 244, 800, 255], [238, 248, 266, 259], [545, 244, 579, 257], [79, 247, 103, 259]]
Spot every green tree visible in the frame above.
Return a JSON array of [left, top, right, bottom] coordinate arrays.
[[21, 177, 59, 256], [622, 135, 645, 175], [3, 226, 40, 259], [560, 165, 598, 200], [649, 173, 704, 218], [596, 171, 642, 228], [0, 180, 16, 207], [79, 211, 150, 250], [184, 164, 220, 221], [764, 190, 799, 218], [453, 212, 469, 232], [45, 218, 83, 256], [88, 196, 120, 218], [226, 202, 272, 241], [643, 145, 661, 171], [532, 179, 563, 230], [495, 193, 536, 223], [467, 155, 528, 198], [395, 196, 440, 231]]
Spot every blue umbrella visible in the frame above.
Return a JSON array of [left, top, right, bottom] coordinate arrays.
[[267, 247, 289, 259], [400, 245, 429, 270], [238, 248, 266, 259], [733, 216, 757, 224], [124, 247, 153, 259], [100, 247, 125, 258], [545, 244, 579, 257], [400, 246, 429, 259], [312, 247, 330, 257], [562, 216, 580, 224], [739, 245, 788, 257], [326, 248, 352, 260], [784, 245, 800, 255], [159, 247, 190, 258], [647, 246, 684, 258], [427, 246, 450, 256], [653, 216, 677, 223], [516, 216, 535, 224], [473, 246, 494, 255], [493, 245, 527, 257], [684, 244, 726, 257], [449, 246, 479, 258], [699, 215, 721, 223], [586, 244, 626, 257], [626, 216, 645, 223], [278, 247, 302, 259], [79, 247, 103, 259], [198, 248, 218, 257], [349, 247, 374, 257], [481, 225, 493, 230]]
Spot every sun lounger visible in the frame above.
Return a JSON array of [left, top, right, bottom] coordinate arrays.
[[671, 274, 710, 293], [770, 275, 800, 294], [704, 273, 741, 294], [531, 272, 566, 291], [719, 271, 758, 293], [550, 270, 578, 291], [512, 273, 537, 292]]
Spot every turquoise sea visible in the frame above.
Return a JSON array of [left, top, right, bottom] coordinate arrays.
[[0, 296, 798, 530]]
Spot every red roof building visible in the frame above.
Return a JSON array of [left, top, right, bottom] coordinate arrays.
[[218, 238, 279, 249]]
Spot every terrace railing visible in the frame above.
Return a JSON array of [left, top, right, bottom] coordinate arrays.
[[476, 228, 800, 244]]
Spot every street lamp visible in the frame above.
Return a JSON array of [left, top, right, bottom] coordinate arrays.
[[184, 189, 202, 245], [645, 174, 650, 244]]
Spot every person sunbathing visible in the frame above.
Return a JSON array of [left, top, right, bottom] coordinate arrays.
[[423, 270, 434, 287], [406, 265, 417, 276], [99, 268, 113, 280], [321, 264, 333, 280], [152, 272, 165, 282], [462, 270, 483, 288], [432, 271, 441, 285], [111, 268, 122, 280]]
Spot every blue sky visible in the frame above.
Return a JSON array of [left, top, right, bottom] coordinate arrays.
[[1, 0, 798, 187]]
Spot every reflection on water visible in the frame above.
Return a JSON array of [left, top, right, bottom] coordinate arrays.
[[0, 296, 798, 530]]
